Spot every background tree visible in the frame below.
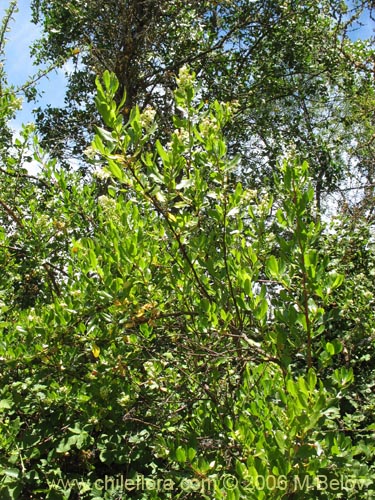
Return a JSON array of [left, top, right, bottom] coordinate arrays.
[[29, 0, 375, 211], [0, 2, 103, 313], [0, 1, 21, 154]]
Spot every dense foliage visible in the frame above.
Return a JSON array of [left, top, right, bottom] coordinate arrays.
[[0, 1, 375, 499]]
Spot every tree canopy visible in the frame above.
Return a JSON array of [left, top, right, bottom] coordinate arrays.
[[0, 1, 375, 499], [30, 0, 375, 208]]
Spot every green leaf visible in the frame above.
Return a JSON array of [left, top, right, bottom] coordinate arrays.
[[328, 272, 344, 291], [286, 379, 297, 397], [325, 342, 335, 356], [176, 178, 194, 190], [102, 69, 119, 94], [0, 399, 12, 409], [275, 430, 286, 452], [254, 299, 268, 320], [107, 159, 124, 181], [156, 140, 170, 165], [3, 468, 20, 479], [297, 377, 309, 397], [88, 249, 98, 268], [243, 277, 251, 295], [187, 447, 196, 461], [266, 255, 279, 278], [307, 369, 317, 391], [95, 126, 116, 145], [201, 298, 210, 312], [175, 446, 186, 462]]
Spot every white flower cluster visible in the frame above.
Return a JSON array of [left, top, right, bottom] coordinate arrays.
[[242, 189, 257, 202], [176, 65, 194, 91], [199, 116, 220, 136], [174, 128, 190, 143], [117, 393, 131, 406], [84, 146, 96, 160], [140, 105, 156, 129], [98, 195, 117, 213], [34, 214, 50, 229], [93, 166, 112, 181], [27, 309, 36, 322], [228, 99, 240, 114]]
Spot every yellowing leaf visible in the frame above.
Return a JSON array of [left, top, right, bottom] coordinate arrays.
[[91, 344, 100, 358], [167, 212, 176, 222]]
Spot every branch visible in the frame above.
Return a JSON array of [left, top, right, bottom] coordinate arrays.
[[0, 198, 24, 228], [0, 167, 51, 190], [0, 1, 17, 54], [124, 156, 213, 301]]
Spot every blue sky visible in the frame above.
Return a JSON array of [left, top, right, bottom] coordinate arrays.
[[2, 0, 67, 129], [2, 0, 374, 132], [350, 4, 374, 40]]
